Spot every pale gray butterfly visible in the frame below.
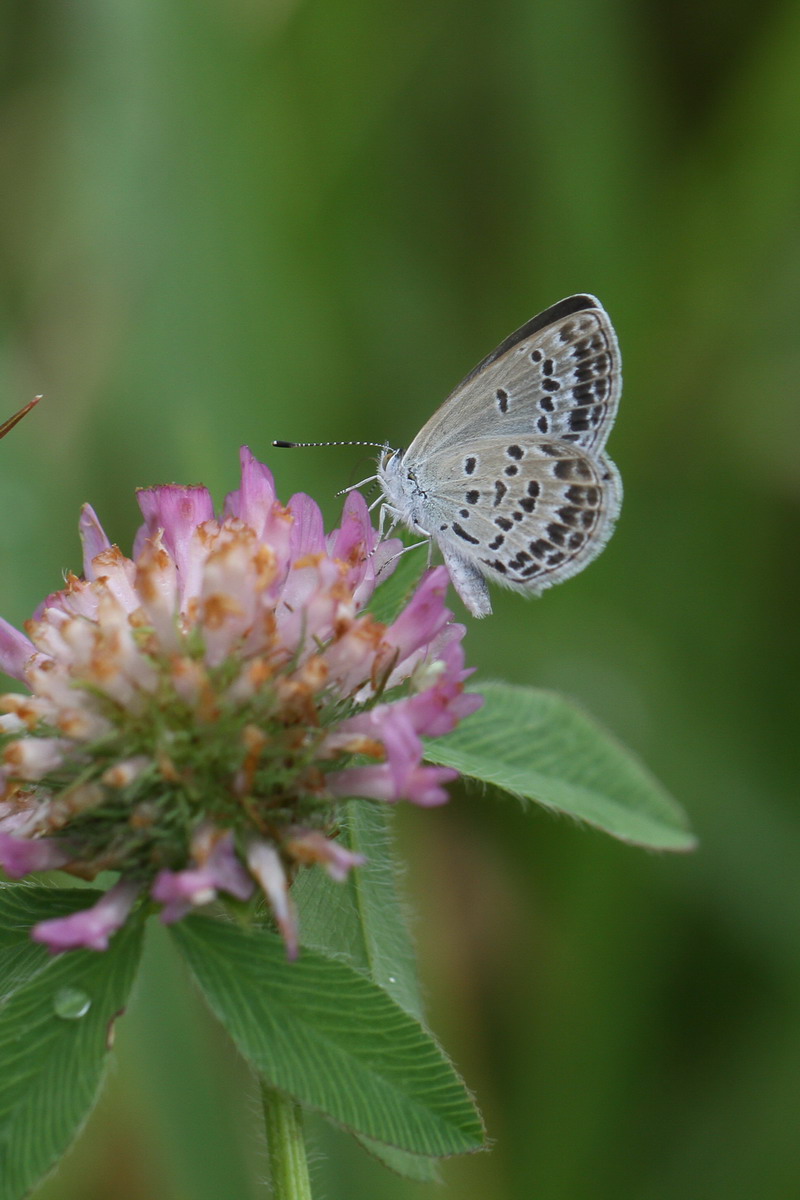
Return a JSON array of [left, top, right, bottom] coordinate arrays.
[[275, 294, 622, 618]]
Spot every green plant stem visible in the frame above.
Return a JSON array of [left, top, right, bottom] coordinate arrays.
[[260, 1080, 313, 1200]]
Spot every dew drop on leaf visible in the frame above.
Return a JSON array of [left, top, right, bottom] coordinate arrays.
[[53, 986, 92, 1020]]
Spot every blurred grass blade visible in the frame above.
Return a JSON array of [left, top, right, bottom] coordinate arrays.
[[0, 397, 40, 441]]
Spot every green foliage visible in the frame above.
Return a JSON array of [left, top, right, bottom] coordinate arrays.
[[295, 804, 424, 1017], [295, 803, 441, 1180], [426, 682, 696, 850], [170, 915, 485, 1160], [0, 887, 144, 1200]]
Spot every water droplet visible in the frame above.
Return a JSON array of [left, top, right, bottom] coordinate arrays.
[[53, 987, 92, 1020]]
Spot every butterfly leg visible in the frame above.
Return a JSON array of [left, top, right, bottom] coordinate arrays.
[[374, 537, 429, 578], [337, 472, 379, 497], [376, 501, 399, 540], [365, 501, 401, 570]]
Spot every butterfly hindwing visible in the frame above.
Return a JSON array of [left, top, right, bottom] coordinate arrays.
[[419, 437, 622, 597]]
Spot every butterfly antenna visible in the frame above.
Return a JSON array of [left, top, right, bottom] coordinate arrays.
[[273, 439, 387, 450], [273, 439, 390, 495]]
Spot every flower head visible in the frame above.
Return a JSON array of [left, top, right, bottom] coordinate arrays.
[[0, 449, 480, 955]]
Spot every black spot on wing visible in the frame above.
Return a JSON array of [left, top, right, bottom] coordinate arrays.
[[452, 521, 480, 545], [554, 458, 593, 481], [565, 485, 600, 506], [547, 523, 570, 547], [557, 505, 581, 525]]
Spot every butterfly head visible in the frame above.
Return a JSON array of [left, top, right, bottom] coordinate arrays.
[[376, 445, 409, 496], [378, 445, 402, 471]]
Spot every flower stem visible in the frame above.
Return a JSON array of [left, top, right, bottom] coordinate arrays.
[[260, 1080, 313, 1200]]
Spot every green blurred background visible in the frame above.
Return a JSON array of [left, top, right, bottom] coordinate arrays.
[[1, 1, 799, 1197]]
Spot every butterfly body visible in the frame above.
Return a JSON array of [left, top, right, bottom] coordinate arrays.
[[376, 294, 622, 618]]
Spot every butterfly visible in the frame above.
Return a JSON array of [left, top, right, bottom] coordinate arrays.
[[373, 294, 622, 617], [275, 294, 621, 618]]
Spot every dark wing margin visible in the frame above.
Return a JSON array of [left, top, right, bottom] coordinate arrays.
[[456, 294, 603, 393]]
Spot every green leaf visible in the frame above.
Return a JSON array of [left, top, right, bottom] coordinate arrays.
[[294, 803, 441, 1180], [294, 803, 424, 1020], [171, 915, 485, 1159], [0, 884, 145, 1200], [425, 681, 696, 852]]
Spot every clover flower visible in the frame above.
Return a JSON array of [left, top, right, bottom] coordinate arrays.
[[0, 448, 481, 957]]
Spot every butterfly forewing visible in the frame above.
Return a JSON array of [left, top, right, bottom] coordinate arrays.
[[407, 294, 621, 458]]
